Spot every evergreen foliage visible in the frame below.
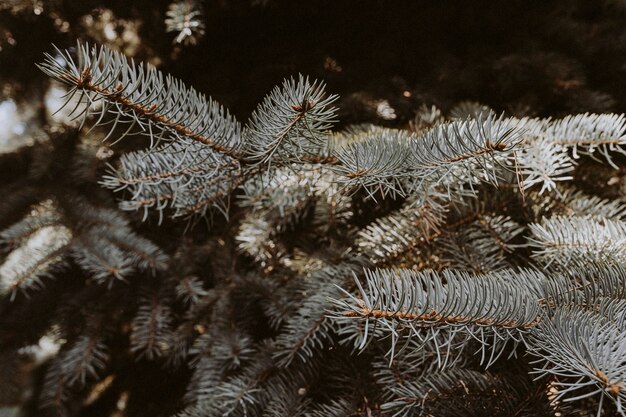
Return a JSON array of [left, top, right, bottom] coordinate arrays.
[[3, 2, 626, 417]]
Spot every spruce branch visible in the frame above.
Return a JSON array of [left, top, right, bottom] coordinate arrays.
[[537, 113, 626, 169], [303, 398, 359, 417], [528, 307, 626, 416], [449, 101, 493, 120], [0, 201, 63, 247], [236, 166, 351, 264], [0, 223, 72, 300], [175, 275, 209, 306], [71, 235, 135, 283], [531, 185, 626, 221], [38, 42, 342, 220], [52, 335, 109, 388], [330, 268, 542, 363], [130, 286, 176, 360], [379, 368, 513, 417], [183, 348, 275, 417], [332, 114, 525, 200], [273, 261, 366, 367], [548, 261, 626, 304], [38, 42, 242, 156], [243, 75, 338, 165], [101, 141, 242, 220], [559, 187, 626, 220], [529, 216, 626, 266], [355, 198, 445, 265], [517, 138, 575, 194], [372, 333, 472, 385], [517, 113, 626, 193], [440, 214, 525, 273], [597, 298, 626, 327], [333, 128, 411, 199], [67, 199, 169, 282], [39, 321, 110, 414], [23, 35, 626, 417], [408, 113, 521, 172]]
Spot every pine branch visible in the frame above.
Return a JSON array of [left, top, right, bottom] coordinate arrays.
[[529, 216, 626, 266], [537, 113, 626, 169], [40, 325, 109, 414], [333, 128, 411, 199], [38, 42, 242, 156], [528, 306, 626, 416], [67, 201, 169, 283], [330, 268, 542, 363], [332, 114, 525, 200], [559, 187, 626, 220], [380, 368, 513, 417], [0, 224, 72, 300], [243, 75, 338, 165], [130, 287, 175, 360], [517, 138, 575, 194], [355, 198, 444, 265], [273, 261, 365, 367], [101, 141, 241, 221], [439, 214, 525, 273]]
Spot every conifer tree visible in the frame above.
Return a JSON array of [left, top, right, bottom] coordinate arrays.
[[3, 2, 626, 417]]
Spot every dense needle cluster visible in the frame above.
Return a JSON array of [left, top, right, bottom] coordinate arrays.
[[3, 38, 626, 417]]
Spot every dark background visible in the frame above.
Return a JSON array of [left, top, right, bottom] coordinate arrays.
[[2, 0, 626, 126]]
